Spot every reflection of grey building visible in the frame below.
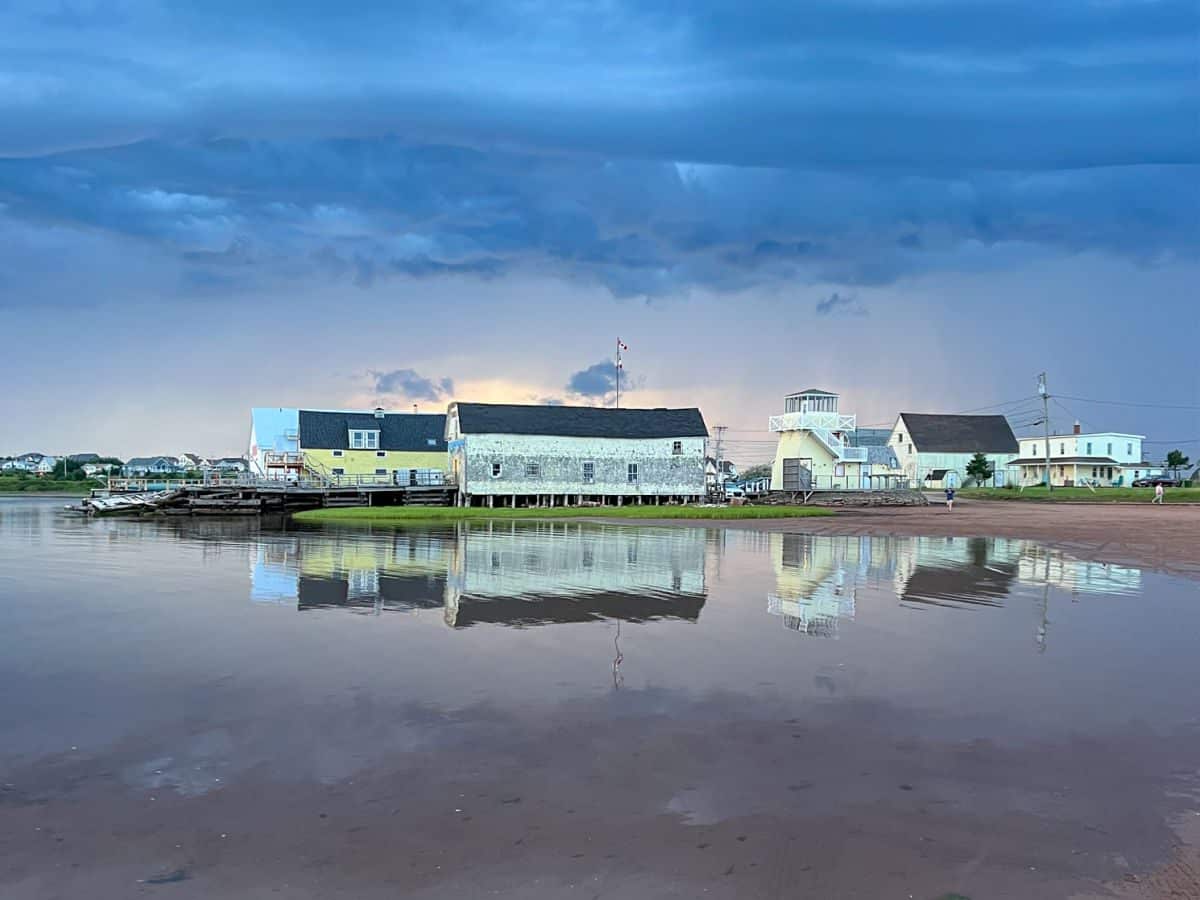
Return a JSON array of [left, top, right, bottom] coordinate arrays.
[[444, 522, 708, 627]]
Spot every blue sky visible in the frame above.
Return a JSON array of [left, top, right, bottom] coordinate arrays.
[[1, 0, 1197, 461]]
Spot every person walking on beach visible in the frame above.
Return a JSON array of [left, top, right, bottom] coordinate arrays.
[[945, 485, 955, 511], [1153, 482, 1165, 505]]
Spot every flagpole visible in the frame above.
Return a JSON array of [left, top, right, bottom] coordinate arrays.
[[615, 337, 621, 409]]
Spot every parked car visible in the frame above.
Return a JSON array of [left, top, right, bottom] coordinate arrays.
[[1132, 475, 1181, 487]]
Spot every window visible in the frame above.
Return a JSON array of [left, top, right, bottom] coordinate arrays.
[[1086, 442, 1092, 455], [525, 462, 541, 478], [1092, 467, 1098, 478], [376, 450, 386, 458], [332, 449, 344, 458], [1032, 444, 1038, 456], [374, 468, 387, 476], [1107, 442, 1113, 455], [331, 467, 345, 476], [1127, 442, 1133, 456], [627, 463, 639, 484], [672, 441, 683, 455], [1059, 443, 1065, 455], [909, 444, 913, 455], [491, 462, 502, 478], [427, 438, 437, 447], [582, 461, 595, 483], [349, 430, 379, 450]]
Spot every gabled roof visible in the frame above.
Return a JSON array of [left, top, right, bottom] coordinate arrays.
[[299, 410, 448, 452], [451, 403, 709, 439], [125, 456, 179, 467], [898, 413, 1018, 454], [786, 388, 837, 397]]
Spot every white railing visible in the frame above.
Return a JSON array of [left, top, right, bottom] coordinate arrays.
[[768, 411, 857, 434], [264, 451, 305, 466]]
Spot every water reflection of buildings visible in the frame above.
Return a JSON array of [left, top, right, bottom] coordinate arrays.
[[767, 534, 875, 636], [251, 522, 709, 627], [766, 532, 1144, 641]]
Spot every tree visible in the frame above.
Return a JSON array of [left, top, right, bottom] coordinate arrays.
[[1166, 449, 1190, 479], [965, 452, 994, 487]]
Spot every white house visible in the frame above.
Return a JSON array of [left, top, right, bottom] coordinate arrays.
[[4, 452, 46, 472], [1008, 423, 1153, 487], [446, 402, 709, 506], [889, 413, 1019, 488]]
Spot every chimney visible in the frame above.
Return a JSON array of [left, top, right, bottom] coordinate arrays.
[[1073, 421, 1081, 435]]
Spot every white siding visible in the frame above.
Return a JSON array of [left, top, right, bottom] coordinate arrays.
[[453, 433, 707, 497]]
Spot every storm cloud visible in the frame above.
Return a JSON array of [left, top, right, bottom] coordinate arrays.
[[370, 369, 454, 402], [567, 361, 625, 399]]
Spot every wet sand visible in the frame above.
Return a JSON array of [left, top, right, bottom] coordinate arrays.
[[4, 696, 1199, 899]]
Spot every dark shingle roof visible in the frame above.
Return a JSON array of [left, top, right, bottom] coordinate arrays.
[[68, 453, 101, 463], [452, 403, 708, 439], [899, 414, 1018, 454], [299, 410, 447, 452]]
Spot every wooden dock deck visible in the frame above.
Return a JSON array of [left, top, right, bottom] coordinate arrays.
[[87, 475, 457, 516]]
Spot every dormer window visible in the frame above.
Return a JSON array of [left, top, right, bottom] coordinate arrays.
[[349, 429, 379, 450]]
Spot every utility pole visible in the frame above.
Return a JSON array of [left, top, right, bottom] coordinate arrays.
[[1038, 372, 1052, 493], [712, 425, 727, 497]]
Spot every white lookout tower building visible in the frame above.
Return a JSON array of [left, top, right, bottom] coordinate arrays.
[[768, 389, 879, 491]]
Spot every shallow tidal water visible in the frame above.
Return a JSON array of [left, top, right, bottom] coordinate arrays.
[[1, 495, 1198, 899]]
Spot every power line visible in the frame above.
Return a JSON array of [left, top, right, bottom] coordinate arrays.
[[1056, 394, 1200, 412]]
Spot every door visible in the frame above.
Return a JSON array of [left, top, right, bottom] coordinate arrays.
[[861, 464, 872, 490], [782, 458, 812, 491]]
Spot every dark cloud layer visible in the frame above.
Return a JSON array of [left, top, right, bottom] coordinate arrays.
[[0, 0, 1196, 303]]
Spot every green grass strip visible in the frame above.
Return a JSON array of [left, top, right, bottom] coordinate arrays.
[[294, 504, 835, 523]]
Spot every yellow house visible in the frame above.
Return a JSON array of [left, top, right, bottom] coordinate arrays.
[[768, 389, 904, 491], [298, 408, 448, 484]]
